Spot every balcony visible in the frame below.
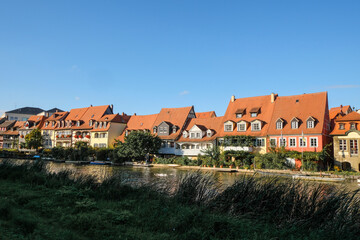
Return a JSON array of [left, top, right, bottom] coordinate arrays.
[[223, 146, 253, 152]]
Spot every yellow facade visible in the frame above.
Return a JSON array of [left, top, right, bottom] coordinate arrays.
[[90, 123, 126, 148], [333, 131, 360, 172]]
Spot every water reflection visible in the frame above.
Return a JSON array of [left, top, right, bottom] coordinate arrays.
[[43, 162, 360, 192]]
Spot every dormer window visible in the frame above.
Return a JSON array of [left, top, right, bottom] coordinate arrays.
[[153, 126, 157, 133], [103, 122, 107, 128], [99, 122, 103, 128], [307, 117, 315, 129], [183, 131, 188, 138], [52, 121, 55, 127], [250, 107, 260, 118], [172, 126, 177, 134], [125, 130, 129, 136], [224, 121, 234, 132], [276, 119, 284, 129], [291, 118, 299, 129], [206, 129, 212, 137], [89, 120, 93, 126], [61, 121, 64, 128], [237, 121, 247, 132], [45, 122, 48, 127], [76, 121, 80, 127], [339, 123, 345, 130], [235, 108, 245, 118], [95, 122, 98, 128], [251, 120, 261, 131]]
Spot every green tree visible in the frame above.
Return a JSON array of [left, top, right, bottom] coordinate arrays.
[[25, 129, 43, 150], [201, 146, 220, 166], [117, 131, 161, 161]]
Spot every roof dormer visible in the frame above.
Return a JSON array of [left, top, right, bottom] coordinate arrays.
[[235, 108, 246, 118], [306, 116, 316, 129], [224, 120, 235, 132], [250, 107, 260, 117], [276, 118, 284, 129], [183, 130, 188, 138], [291, 117, 300, 129], [206, 129, 213, 137]]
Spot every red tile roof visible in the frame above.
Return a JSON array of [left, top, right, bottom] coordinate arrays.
[[219, 95, 276, 137], [195, 111, 217, 118], [177, 116, 224, 142], [329, 105, 351, 120], [116, 114, 158, 142], [267, 92, 328, 135], [330, 112, 360, 135], [152, 106, 194, 140]]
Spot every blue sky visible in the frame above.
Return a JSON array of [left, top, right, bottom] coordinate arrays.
[[0, 0, 359, 116]]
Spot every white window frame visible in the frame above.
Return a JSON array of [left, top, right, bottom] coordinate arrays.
[[279, 138, 286, 147], [236, 113, 242, 118], [339, 124, 345, 130], [350, 140, 358, 155], [224, 123, 233, 132], [190, 132, 195, 139], [276, 121, 283, 129], [270, 138, 277, 147], [196, 132, 201, 139], [299, 137, 307, 147], [250, 112, 257, 117], [251, 122, 261, 131], [237, 122, 246, 132], [339, 139, 347, 151], [289, 137, 296, 147], [256, 138, 265, 147], [291, 121, 298, 129], [310, 137, 318, 147], [307, 120, 314, 129]]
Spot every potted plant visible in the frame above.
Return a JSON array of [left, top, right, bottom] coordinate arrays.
[[86, 135, 90, 139], [74, 135, 79, 139]]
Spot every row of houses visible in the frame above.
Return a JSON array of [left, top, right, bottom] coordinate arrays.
[[0, 91, 359, 171]]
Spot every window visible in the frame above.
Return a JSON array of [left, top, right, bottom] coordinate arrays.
[[172, 126, 177, 133], [190, 133, 195, 138], [279, 138, 286, 147], [224, 124, 233, 132], [251, 112, 257, 117], [170, 142, 174, 148], [310, 137, 318, 147], [276, 121, 283, 129], [77, 121, 80, 127], [95, 122, 98, 128], [299, 137, 307, 147], [291, 120, 298, 129], [350, 123, 356, 130], [94, 143, 98, 148], [45, 122, 48, 127], [196, 132, 201, 138], [251, 122, 260, 131], [350, 140, 358, 155], [206, 130, 212, 137], [270, 138, 277, 148], [237, 123, 246, 131], [99, 122, 103, 128], [95, 133, 99, 138], [103, 122, 107, 128], [339, 124, 345, 130], [236, 113, 242, 118], [89, 120, 92, 126], [256, 138, 265, 147], [153, 127, 157, 133], [289, 138, 296, 147], [339, 140, 347, 151], [183, 131, 188, 138], [307, 120, 314, 129]]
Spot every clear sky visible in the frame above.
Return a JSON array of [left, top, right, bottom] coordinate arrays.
[[0, 0, 359, 117]]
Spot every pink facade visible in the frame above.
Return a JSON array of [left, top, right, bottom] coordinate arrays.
[[268, 134, 326, 153]]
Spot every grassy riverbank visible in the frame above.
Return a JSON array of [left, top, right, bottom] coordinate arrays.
[[0, 161, 359, 240]]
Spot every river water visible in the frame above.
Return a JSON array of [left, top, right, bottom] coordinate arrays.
[[43, 162, 360, 192]]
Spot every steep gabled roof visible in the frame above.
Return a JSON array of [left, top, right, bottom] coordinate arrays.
[[0, 120, 16, 128], [65, 105, 111, 130], [177, 116, 224, 142], [152, 106, 193, 140], [219, 95, 275, 137], [46, 108, 64, 113], [196, 111, 217, 119], [267, 92, 328, 135], [330, 112, 360, 135], [329, 105, 352, 120]]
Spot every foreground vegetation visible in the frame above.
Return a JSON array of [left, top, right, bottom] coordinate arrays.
[[0, 160, 359, 239]]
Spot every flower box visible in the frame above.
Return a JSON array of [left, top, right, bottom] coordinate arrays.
[[74, 135, 79, 139], [79, 135, 83, 139], [85, 135, 90, 139], [67, 135, 71, 138]]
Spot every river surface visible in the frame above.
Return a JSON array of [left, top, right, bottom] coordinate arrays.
[[42, 161, 360, 192]]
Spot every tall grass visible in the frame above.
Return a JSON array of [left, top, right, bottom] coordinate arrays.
[[1, 160, 359, 239]]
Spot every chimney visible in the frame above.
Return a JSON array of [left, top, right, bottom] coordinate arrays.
[[122, 112, 125, 116], [231, 95, 235, 102], [134, 113, 136, 116], [90, 104, 93, 107], [271, 93, 277, 103]]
